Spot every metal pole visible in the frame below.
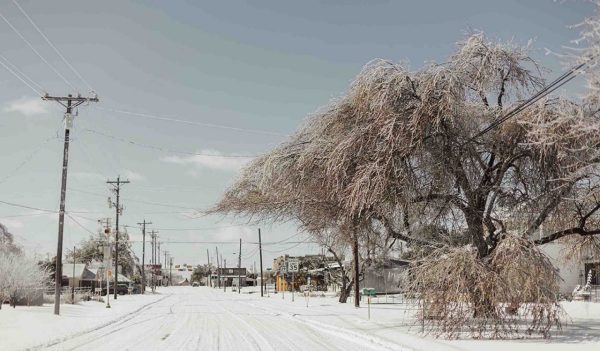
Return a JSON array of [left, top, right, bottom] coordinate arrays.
[[106, 242, 111, 309], [224, 259, 227, 292]]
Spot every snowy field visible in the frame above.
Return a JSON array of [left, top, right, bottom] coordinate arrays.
[[0, 286, 599, 351]]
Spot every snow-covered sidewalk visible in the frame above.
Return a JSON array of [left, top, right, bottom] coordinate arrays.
[[0, 292, 164, 350], [250, 288, 600, 351]]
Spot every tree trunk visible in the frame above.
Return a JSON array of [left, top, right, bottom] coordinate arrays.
[[339, 282, 353, 303], [352, 233, 360, 308], [465, 208, 488, 258]]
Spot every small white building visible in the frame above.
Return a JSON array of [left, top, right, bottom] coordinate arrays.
[[540, 242, 600, 296]]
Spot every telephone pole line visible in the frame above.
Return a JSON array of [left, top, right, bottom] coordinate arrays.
[[238, 238, 242, 294], [169, 256, 173, 286], [163, 249, 167, 285], [149, 230, 158, 292], [259, 228, 264, 297], [43, 93, 98, 315], [207, 248, 211, 287], [215, 247, 220, 288], [163, 250, 169, 286], [137, 220, 151, 294], [107, 176, 130, 300]]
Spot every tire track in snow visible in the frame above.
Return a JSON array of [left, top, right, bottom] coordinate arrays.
[[28, 294, 171, 351]]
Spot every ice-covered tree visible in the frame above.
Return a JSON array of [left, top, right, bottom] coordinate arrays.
[[0, 251, 48, 309], [67, 233, 139, 277], [0, 222, 21, 254], [213, 31, 599, 337]]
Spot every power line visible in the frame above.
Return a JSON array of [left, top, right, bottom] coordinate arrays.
[[263, 238, 314, 253], [0, 212, 49, 219], [122, 224, 247, 231], [0, 135, 58, 186], [0, 55, 44, 95], [0, 53, 45, 93], [12, 0, 94, 92], [469, 57, 592, 141], [67, 187, 200, 210], [81, 128, 256, 158], [65, 213, 96, 236], [0, 9, 77, 91], [0, 199, 56, 213], [95, 106, 289, 137]]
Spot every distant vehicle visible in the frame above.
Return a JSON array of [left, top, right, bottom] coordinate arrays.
[[100, 283, 129, 296], [192, 282, 199, 287]]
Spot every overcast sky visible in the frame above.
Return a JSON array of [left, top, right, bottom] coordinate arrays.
[[0, 0, 594, 269]]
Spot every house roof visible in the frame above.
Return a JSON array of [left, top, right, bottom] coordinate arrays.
[[64, 265, 132, 282], [62, 264, 93, 279]]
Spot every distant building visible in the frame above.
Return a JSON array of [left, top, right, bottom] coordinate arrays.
[[211, 267, 247, 287]]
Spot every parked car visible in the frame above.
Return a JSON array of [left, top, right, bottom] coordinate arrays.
[[100, 283, 129, 296], [192, 282, 199, 287]]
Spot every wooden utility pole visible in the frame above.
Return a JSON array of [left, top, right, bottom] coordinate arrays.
[[215, 247, 220, 288], [163, 250, 169, 286], [169, 257, 173, 286], [137, 220, 151, 294], [259, 228, 264, 297], [206, 248, 211, 287], [43, 93, 98, 315], [71, 246, 76, 304], [238, 238, 242, 294], [149, 230, 158, 291], [107, 176, 130, 300]]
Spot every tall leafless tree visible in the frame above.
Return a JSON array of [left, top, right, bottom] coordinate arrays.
[[212, 28, 599, 336]]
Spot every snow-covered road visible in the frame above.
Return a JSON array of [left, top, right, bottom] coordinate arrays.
[[40, 287, 408, 351], [6, 287, 599, 351]]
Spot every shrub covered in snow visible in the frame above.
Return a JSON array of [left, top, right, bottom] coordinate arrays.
[[0, 250, 48, 309]]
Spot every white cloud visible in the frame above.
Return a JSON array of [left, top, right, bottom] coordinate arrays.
[[122, 169, 146, 182], [71, 172, 105, 182], [3, 97, 48, 116], [162, 150, 253, 172]]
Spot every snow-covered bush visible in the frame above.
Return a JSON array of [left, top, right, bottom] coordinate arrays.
[[0, 251, 48, 309], [409, 236, 562, 338]]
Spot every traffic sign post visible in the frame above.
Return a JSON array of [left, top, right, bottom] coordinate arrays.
[[106, 269, 112, 308], [279, 264, 286, 299], [362, 288, 376, 320], [287, 259, 299, 302]]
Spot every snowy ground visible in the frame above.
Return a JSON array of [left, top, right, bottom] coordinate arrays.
[[1, 287, 599, 350]]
